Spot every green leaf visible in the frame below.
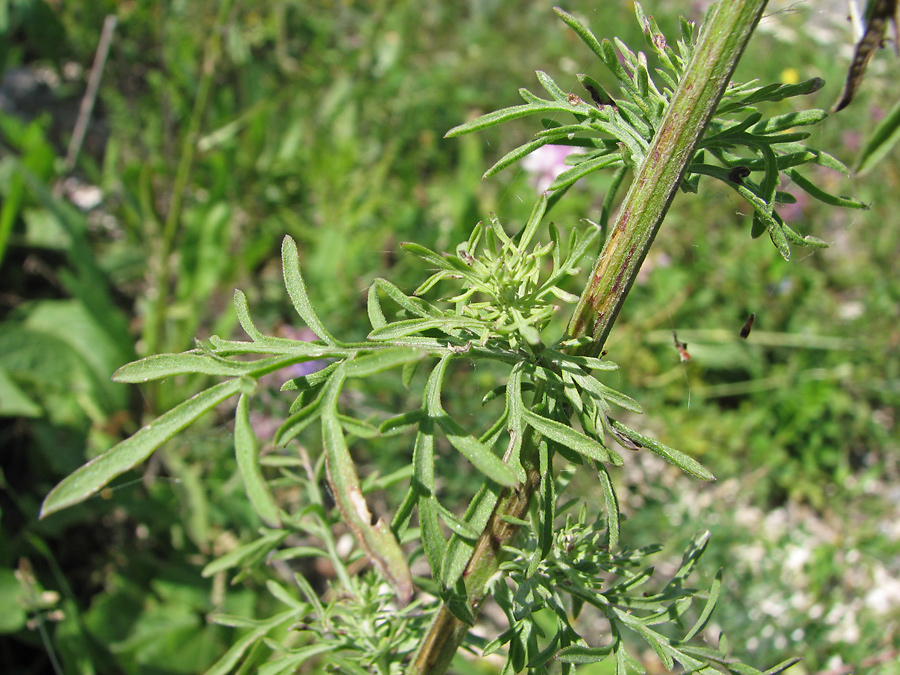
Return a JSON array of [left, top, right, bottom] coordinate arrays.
[[368, 317, 484, 341], [445, 103, 572, 137], [597, 464, 620, 549], [681, 568, 722, 642], [113, 351, 317, 382], [0, 365, 42, 417], [320, 372, 414, 603], [548, 154, 623, 192], [749, 109, 828, 134], [522, 408, 620, 465], [202, 529, 288, 577], [785, 169, 868, 209], [367, 281, 387, 330], [235, 394, 282, 528], [558, 644, 614, 664], [608, 420, 714, 480], [275, 387, 325, 445], [233, 289, 265, 341], [437, 414, 518, 487], [369, 278, 444, 319], [857, 96, 900, 174], [484, 137, 554, 179], [553, 7, 606, 64], [41, 378, 245, 518], [379, 408, 427, 434], [204, 610, 302, 675], [343, 348, 424, 378], [281, 236, 340, 345]]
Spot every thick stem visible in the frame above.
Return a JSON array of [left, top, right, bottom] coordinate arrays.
[[408, 1, 768, 673], [569, 0, 768, 351]]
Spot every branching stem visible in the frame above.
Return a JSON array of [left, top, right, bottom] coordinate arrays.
[[407, 1, 768, 672]]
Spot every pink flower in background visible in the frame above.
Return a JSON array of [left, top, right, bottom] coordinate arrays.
[[522, 145, 584, 192]]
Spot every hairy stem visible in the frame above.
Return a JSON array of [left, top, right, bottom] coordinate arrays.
[[408, 0, 768, 672], [569, 0, 768, 353]]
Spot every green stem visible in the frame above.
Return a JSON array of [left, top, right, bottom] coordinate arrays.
[[568, 0, 768, 352], [407, 0, 768, 672]]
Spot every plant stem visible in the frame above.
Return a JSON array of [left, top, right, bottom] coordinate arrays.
[[408, 0, 768, 672], [568, 0, 768, 353]]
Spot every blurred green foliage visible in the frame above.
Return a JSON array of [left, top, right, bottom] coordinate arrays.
[[0, 0, 898, 673]]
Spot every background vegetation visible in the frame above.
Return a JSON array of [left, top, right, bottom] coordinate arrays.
[[1, 0, 897, 673]]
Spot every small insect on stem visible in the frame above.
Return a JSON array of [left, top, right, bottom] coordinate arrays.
[[727, 166, 751, 185], [672, 331, 691, 362], [740, 313, 756, 339]]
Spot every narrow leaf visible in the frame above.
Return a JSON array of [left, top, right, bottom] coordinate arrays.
[[681, 569, 722, 642], [41, 379, 244, 517], [114, 351, 319, 383], [321, 376, 414, 603], [437, 414, 518, 487], [608, 420, 714, 480], [597, 464, 620, 549], [857, 96, 900, 174], [235, 394, 282, 527], [343, 348, 424, 378], [281, 236, 340, 345], [445, 103, 572, 137], [786, 169, 869, 209], [234, 289, 265, 341], [522, 408, 618, 465], [368, 318, 484, 341], [367, 282, 387, 330], [558, 644, 614, 664]]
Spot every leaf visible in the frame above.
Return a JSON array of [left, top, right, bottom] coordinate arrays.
[[558, 644, 614, 664], [681, 568, 722, 642], [522, 408, 620, 465], [281, 236, 340, 345], [548, 154, 623, 192], [436, 414, 518, 487], [233, 289, 265, 341], [320, 373, 414, 603], [275, 387, 325, 445], [204, 610, 302, 675], [343, 348, 424, 378], [235, 394, 282, 528], [484, 137, 554, 178], [41, 378, 245, 517], [607, 420, 714, 480], [785, 169, 869, 209], [597, 464, 620, 549], [367, 282, 387, 330], [445, 102, 573, 137], [368, 317, 484, 341], [553, 7, 606, 64], [856, 96, 900, 174], [369, 278, 444, 319], [113, 351, 318, 382], [378, 408, 426, 434], [201, 529, 288, 577], [749, 109, 828, 134]]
